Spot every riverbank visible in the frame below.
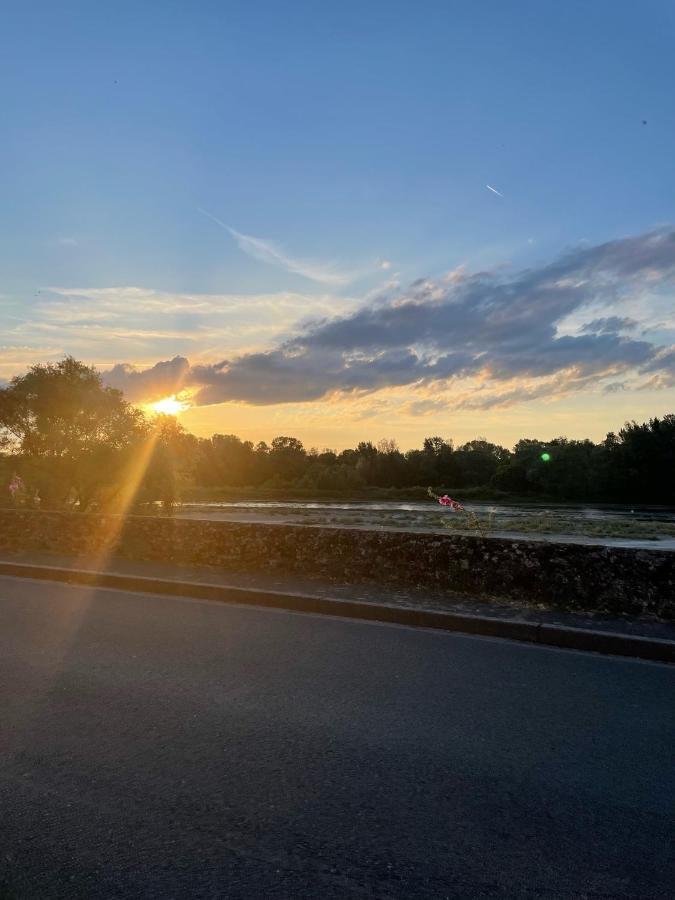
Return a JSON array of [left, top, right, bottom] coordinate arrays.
[[163, 499, 675, 547]]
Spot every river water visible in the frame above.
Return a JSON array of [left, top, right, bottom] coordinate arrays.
[[170, 500, 675, 549]]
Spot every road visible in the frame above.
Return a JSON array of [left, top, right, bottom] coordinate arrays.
[[0, 575, 673, 899]]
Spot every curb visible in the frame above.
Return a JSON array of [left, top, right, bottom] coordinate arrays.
[[1, 560, 673, 664]]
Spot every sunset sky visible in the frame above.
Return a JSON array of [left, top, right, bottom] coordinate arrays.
[[2, 1, 674, 450]]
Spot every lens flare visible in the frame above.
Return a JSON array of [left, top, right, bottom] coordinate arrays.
[[541, 452, 551, 462]]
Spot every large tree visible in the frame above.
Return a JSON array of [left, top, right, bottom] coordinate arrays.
[[0, 357, 147, 509]]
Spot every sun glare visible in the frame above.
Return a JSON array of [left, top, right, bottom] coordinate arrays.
[[149, 395, 190, 416]]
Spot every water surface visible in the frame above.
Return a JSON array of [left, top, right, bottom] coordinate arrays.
[[168, 500, 675, 549]]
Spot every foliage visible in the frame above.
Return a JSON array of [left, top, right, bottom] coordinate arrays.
[[135, 415, 200, 511], [180, 417, 675, 504], [0, 358, 149, 509]]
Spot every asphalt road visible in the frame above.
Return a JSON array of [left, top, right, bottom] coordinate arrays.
[[0, 576, 673, 899]]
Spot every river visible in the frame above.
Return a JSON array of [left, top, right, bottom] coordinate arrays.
[[169, 500, 675, 549]]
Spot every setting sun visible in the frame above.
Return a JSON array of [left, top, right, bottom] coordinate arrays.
[[148, 395, 190, 416]]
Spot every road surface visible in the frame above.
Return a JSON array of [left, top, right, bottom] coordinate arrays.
[[0, 575, 673, 899]]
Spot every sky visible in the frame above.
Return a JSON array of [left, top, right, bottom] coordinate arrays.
[[1, 0, 674, 450]]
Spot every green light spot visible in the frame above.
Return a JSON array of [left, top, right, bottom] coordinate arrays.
[[541, 452, 551, 462]]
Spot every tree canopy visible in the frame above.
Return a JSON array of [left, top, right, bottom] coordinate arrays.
[[0, 357, 147, 509]]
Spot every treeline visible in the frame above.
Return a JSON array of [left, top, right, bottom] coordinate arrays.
[[1, 359, 674, 508], [181, 423, 675, 503]]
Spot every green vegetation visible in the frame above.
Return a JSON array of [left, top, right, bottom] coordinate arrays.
[[1, 358, 674, 510]]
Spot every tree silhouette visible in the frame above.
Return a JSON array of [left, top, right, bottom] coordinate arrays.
[[0, 357, 146, 509]]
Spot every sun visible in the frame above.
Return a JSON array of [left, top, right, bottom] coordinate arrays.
[[148, 395, 190, 416]]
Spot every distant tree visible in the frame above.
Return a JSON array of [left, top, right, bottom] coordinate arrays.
[[269, 436, 307, 481], [420, 436, 456, 485], [0, 357, 146, 509], [317, 449, 338, 466], [422, 436, 446, 456], [139, 415, 199, 509], [404, 449, 439, 486], [355, 441, 378, 460], [194, 433, 255, 487], [542, 438, 599, 500], [492, 439, 549, 495], [453, 438, 509, 487], [371, 438, 407, 486], [601, 416, 675, 503]]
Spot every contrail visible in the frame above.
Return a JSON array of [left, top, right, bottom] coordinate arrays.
[[197, 207, 230, 231], [197, 207, 351, 285], [486, 184, 505, 198]]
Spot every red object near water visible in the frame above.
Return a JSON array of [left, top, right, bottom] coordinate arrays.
[[438, 495, 464, 511]]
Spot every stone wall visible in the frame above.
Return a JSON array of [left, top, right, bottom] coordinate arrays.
[[0, 508, 673, 618]]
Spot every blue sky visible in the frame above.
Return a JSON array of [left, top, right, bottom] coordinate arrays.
[[1, 1, 674, 447]]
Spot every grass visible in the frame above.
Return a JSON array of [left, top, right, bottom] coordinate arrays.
[[437, 514, 675, 541]]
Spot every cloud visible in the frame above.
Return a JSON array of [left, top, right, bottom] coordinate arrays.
[[637, 373, 675, 391], [3, 286, 352, 369], [641, 344, 675, 374], [199, 208, 351, 285], [636, 345, 675, 390], [579, 316, 639, 334], [0, 345, 65, 380], [177, 228, 674, 407], [102, 356, 191, 402], [99, 228, 675, 411], [228, 227, 351, 285], [404, 397, 450, 417]]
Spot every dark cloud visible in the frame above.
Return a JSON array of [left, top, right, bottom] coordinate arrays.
[[641, 345, 675, 374], [189, 348, 476, 405], [580, 317, 638, 334], [102, 356, 190, 402], [105, 229, 675, 408]]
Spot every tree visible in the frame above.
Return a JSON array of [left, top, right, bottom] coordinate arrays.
[[193, 433, 255, 487], [422, 436, 446, 456], [139, 415, 199, 509], [0, 357, 146, 509], [269, 436, 307, 481], [601, 416, 675, 503], [421, 436, 456, 485], [453, 438, 509, 487]]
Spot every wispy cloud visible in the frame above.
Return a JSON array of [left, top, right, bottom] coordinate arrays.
[[1, 285, 353, 369], [0, 345, 65, 379], [199, 208, 351, 285]]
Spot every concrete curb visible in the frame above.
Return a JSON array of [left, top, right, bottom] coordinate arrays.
[[1, 560, 673, 664]]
